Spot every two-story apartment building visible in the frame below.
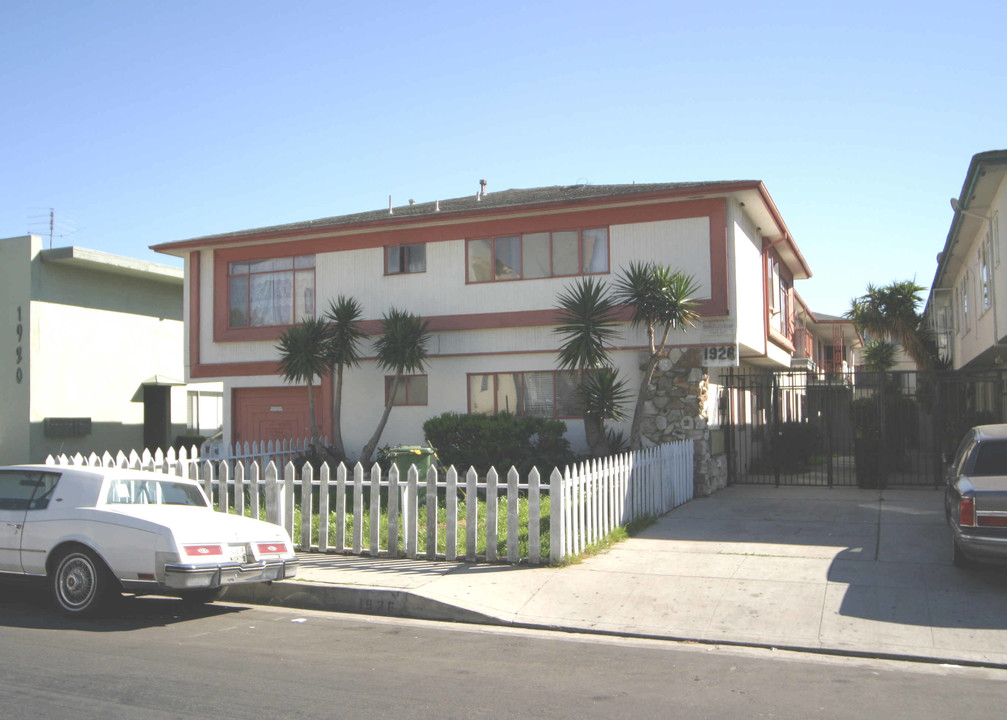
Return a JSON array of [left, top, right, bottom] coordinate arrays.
[[927, 150, 1007, 371], [791, 293, 861, 378], [0, 235, 223, 464], [153, 181, 811, 493]]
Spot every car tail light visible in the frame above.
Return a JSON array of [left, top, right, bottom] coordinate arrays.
[[257, 542, 287, 555], [978, 515, 1007, 527], [184, 544, 224, 557], [959, 497, 976, 527]]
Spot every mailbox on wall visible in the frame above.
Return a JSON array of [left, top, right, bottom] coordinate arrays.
[[43, 417, 92, 438]]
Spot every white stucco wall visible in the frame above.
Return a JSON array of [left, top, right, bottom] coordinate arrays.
[[197, 216, 717, 366], [196, 202, 802, 458], [219, 346, 668, 460], [948, 176, 1007, 369], [729, 204, 770, 360]]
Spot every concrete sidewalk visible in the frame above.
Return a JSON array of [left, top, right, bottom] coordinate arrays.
[[224, 485, 1007, 667]]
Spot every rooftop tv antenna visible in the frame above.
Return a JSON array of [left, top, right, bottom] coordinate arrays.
[[27, 208, 78, 248]]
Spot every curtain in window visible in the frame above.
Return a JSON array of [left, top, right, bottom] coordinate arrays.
[[522, 372, 555, 416], [581, 228, 608, 273], [250, 272, 293, 326], [494, 237, 521, 280]]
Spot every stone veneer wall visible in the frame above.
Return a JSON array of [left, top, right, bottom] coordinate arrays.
[[638, 348, 728, 496]]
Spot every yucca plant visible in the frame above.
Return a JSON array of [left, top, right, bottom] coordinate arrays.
[[553, 277, 627, 456], [324, 295, 367, 461], [275, 317, 332, 451], [612, 262, 700, 450], [358, 308, 431, 464]]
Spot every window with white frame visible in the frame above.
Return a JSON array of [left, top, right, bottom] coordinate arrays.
[[228, 255, 315, 328], [980, 238, 992, 313], [960, 271, 971, 333], [995, 211, 1001, 267]]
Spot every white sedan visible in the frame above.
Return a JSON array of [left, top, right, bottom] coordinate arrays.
[[0, 464, 298, 615]]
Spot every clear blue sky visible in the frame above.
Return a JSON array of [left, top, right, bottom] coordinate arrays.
[[2, 0, 1003, 315]]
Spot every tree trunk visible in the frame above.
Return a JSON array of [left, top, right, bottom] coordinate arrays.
[[629, 354, 661, 450], [359, 375, 399, 465], [306, 379, 322, 453], [583, 414, 609, 457], [330, 366, 346, 461]]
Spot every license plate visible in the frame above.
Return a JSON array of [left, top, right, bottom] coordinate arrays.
[[228, 545, 247, 563]]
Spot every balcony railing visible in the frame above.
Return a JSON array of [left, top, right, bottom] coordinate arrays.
[[793, 327, 814, 358]]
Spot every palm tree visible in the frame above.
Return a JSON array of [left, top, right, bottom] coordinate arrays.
[[358, 308, 432, 464], [862, 339, 898, 372], [324, 296, 367, 462], [845, 280, 934, 370], [612, 261, 700, 450], [275, 317, 331, 452], [553, 277, 629, 456]]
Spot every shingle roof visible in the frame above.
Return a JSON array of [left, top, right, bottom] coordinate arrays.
[[184, 180, 754, 243]]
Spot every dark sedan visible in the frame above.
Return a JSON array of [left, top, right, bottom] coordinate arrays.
[[945, 424, 1007, 568]]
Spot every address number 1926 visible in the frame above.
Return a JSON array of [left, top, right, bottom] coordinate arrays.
[[701, 344, 739, 366]]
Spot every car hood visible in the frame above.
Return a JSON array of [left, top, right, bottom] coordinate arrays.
[[100, 505, 291, 544]]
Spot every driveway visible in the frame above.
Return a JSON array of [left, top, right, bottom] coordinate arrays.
[[233, 485, 1007, 666]]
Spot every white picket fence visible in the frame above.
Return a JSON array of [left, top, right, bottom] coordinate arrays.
[[45, 441, 694, 565], [199, 437, 311, 469]]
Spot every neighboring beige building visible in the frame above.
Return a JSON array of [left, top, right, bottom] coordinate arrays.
[[0, 235, 222, 464], [791, 293, 862, 377], [927, 150, 1007, 371]]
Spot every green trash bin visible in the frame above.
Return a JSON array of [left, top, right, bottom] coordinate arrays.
[[386, 445, 436, 480]]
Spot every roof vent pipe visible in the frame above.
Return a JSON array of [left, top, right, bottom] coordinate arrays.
[[435, 200, 440, 212], [389, 196, 393, 214], [480, 179, 487, 197]]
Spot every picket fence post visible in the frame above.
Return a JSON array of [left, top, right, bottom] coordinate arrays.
[[465, 467, 478, 562], [549, 467, 565, 564], [300, 462, 314, 551], [387, 464, 400, 559], [445, 466, 458, 562], [318, 463, 330, 553], [425, 466, 438, 560]]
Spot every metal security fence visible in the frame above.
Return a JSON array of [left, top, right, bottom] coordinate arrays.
[[722, 369, 1007, 488]]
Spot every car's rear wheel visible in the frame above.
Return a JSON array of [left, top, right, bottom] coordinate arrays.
[[51, 547, 116, 616], [178, 588, 223, 605]]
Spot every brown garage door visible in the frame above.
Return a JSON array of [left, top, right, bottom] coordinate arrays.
[[232, 386, 327, 446]]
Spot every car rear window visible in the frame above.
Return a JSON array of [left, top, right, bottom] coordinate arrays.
[[971, 441, 1007, 476], [105, 479, 207, 507]]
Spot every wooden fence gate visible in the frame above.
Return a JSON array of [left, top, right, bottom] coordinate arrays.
[[722, 369, 1007, 488]]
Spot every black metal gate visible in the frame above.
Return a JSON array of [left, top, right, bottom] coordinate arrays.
[[722, 370, 1007, 487]]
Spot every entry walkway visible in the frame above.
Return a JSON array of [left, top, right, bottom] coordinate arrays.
[[225, 485, 1007, 667]]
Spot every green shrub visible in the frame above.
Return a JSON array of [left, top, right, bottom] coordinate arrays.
[[422, 412, 574, 475]]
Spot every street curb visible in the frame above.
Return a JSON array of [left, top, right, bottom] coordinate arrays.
[[225, 580, 1007, 672], [221, 580, 502, 626]]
